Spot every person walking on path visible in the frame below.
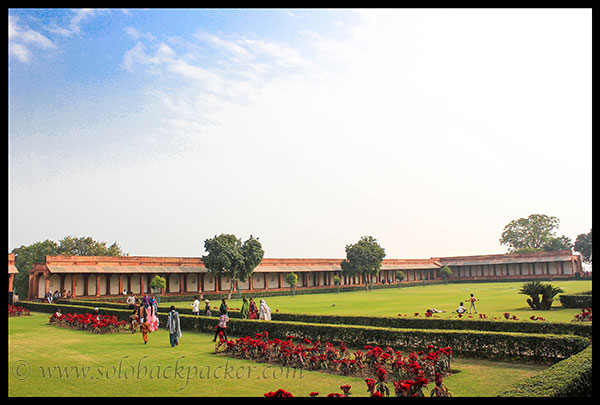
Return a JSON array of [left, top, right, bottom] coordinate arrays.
[[190, 296, 200, 315], [468, 293, 479, 314], [240, 297, 249, 319], [248, 298, 258, 319], [259, 299, 272, 321], [212, 312, 230, 342], [167, 305, 182, 347], [129, 309, 139, 333], [140, 320, 150, 344], [204, 299, 212, 316], [219, 298, 228, 315]]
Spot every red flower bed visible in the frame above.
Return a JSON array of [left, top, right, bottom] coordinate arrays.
[[49, 312, 128, 334], [227, 331, 453, 397], [8, 305, 30, 317], [574, 308, 592, 322]]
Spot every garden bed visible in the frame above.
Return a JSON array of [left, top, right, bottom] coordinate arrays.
[[49, 311, 129, 334], [8, 305, 30, 317], [222, 331, 454, 397]]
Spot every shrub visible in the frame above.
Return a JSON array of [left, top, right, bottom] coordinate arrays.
[[18, 301, 590, 363], [499, 346, 592, 397], [559, 293, 593, 308]]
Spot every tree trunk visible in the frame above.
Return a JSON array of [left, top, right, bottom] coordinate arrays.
[[227, 282, 234, 300]]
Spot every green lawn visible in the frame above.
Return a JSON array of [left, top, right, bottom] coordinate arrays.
[[9, 312, 549, 397], [163, 280, 591, 323]]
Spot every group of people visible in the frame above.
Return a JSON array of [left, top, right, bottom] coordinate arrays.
[[188, 296, 272, 321], [127, 294, 274, 347], [426, 293, 479, 316], [45, 289, 73, 303], [240, 297, 272, 320], [129, 293, 160, 344], [456, 293, 479, 315]]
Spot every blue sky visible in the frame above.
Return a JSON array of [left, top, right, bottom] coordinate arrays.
[[8, 8, 592, 259]]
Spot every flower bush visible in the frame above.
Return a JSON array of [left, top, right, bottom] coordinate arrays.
[[573, 308, 592, 322], [49, 312, 128, 334], [8, 305, 30, 317], [227, 331, 453, 397]]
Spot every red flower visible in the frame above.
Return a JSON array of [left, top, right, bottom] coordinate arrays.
[[309, 392, 319, 397], [365, 378, 377, 393]]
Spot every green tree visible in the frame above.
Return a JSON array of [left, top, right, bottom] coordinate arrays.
[[500, 214, 570, 253], [340, 236, 386, 291], [333, 275, 341, 293], [150, 275, 167, 293], [395, 270, 405, 284], [201, 234, 264, 299], [10, 236, 126, 299], [440, 266, 452, 285], [574, 229, 592, 263], [542, 235, 573, 252], [285, 272, 298, 296]]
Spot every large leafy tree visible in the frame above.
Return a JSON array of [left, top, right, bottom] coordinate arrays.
[[500, 214, 571, 253], [574, 229, 592, 263], [340, 236, 386, 291], [10, 235, 126, 298], [201, 234, 264, 299]]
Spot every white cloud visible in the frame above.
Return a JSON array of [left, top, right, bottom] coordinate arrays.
[[47, 8, 100, 37], [8, 15, 55, 63]]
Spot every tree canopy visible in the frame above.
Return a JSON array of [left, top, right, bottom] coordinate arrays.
[[574, 229, 592, 263], [499, 214, 573, 253], [201, 234, 264, 299], [10, 235, 126, 298], [340, 235, 386, 291]]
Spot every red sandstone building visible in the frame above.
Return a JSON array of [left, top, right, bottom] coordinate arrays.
[[8, 254, 18, 304], [24, 250, 583, 300]]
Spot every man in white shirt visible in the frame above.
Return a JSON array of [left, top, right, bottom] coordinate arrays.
[[190, 296, 200, 315]]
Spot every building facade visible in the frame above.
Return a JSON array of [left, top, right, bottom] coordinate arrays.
[[8, 254, 18, 304], [25, 250, 583, 300]]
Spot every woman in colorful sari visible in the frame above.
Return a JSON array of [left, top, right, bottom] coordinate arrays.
[[240, 297, 249, 319], [248, 298, 258, 319]]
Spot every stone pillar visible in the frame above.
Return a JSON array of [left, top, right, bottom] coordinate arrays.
[[180, 274, 186, 294], [96, 275, 101, 297], [71, 274, 77, 298], [139, 274, 145, 295], [44, 274, 50, 297], [8, 274, 14, 293]]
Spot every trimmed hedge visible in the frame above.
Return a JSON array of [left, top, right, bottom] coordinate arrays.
[[58, 282, 438, 303], [54, 299, 593, 338], [18, 301, 589, 364], [559, 293, 593, 309], [499, 346, 592, 397]]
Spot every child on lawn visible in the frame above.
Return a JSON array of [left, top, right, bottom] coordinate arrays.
[[140, 320, 150, 344]]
